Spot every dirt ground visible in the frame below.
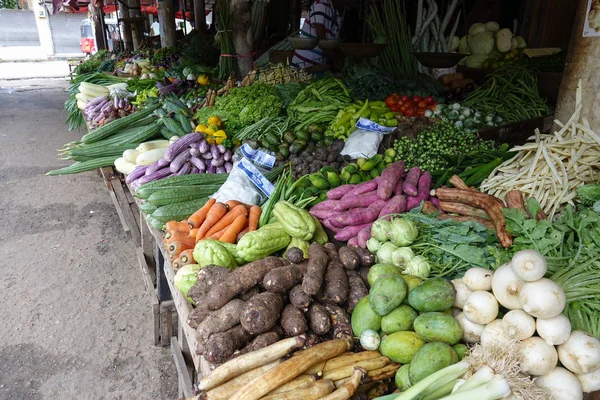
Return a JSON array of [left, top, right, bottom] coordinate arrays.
[[0, 79, 178, 399]]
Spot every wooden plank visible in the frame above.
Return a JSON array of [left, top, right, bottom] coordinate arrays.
[[160, 300, 175, 347], [112, 177, 142, 245], [136, 247, 157, 291], [171, 337, 195, 397], [107, 188, 130, 233]]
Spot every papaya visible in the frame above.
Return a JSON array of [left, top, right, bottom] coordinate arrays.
[[379, 331, 425, 364], [351, 297, 382, 336], [413, 312, 463, 345], [367, 263, 403, 286], [369, 274, 408, 316], [408, 342, 459, 384], [408, 277, 456, 312], [381, 305, 419, 334]]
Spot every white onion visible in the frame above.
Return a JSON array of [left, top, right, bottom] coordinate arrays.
[[502, 310, 535, 340], [511, 249, 547, 281], [480, 319, 509, 346], [463, 291, 499, 325], [535, 367, 583, 400], [576, 368, 600, 393], [451, 279, 473, 309], [455, 312, 485, 344]]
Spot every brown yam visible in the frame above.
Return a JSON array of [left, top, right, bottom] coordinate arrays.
[[289, 285, 312, 310], [206, 257, 285, 310], [203, 360, 281, 400], [302, 243, 329, 296], [263, 262, 308, 293], [236, 330, 282, 357], [421, 200, 438, 215], [348, 246, 375, 267], [346, 270, 369, 313], [319, 367, 366, 400], [324, 302, 353, 339], [260, 379, 335, 400], [240, 292, 284, 334], [239, 286, 260, 301], [302, 330, 322, 349], [306, 351, 381, 375], [187, 303, 212, 329], [196, 299, 245, 342], [358, 267, 370, 288], [505, 189, 529, 216], [284, 247, 305, 264], [334, 363, 400, 387], [322, 356, 389, 381], [439, 201, 491, 219], [281, 304, 308, 336], [204, 325, 253, 364], [194, 265, 231, 294], [324, 259, 349, 304], [338, 246, 359, 270], [267, 375, 317, 395], [307, 303, 331, 335]]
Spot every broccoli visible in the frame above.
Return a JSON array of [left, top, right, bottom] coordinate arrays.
[[576, 183, 600, 206]]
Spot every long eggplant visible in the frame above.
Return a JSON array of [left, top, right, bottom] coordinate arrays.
[[169, 148, 191, 173], [164, 133, 202, 162]]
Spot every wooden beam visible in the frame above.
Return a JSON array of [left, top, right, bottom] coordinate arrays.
[[159, 0, 177, 48], [231, 0, 253, 77], [90, 4, 107, 51], [193, 0, 206, 31]]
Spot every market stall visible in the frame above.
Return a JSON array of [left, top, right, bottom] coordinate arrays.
[[47, 0, 600, 398]]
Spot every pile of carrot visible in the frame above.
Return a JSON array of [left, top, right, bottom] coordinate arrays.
[[163, 199, 262, 270]]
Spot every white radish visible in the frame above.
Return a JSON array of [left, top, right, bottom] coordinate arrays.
[[114, 157, 137, 175], [576, 368, 600, 393], [455, 312, 485, 344], [451, 279, 473, 309], [123, 149, 140, 164], [491, 263, 523, 310], [463, 267, 493, 291], [535, 367, 583, 400], [463, 291, 498, 325], [480, 319, 509, 346], [536, 314, 571, 346], [519, 336, 558, 376], [136, 147, 168, 166], [511, 249, 547, 281], [136, 140, 170, 153], [558, 331, 600, 374], [502, 310, 535, 340], [519, 278, 566, 318]]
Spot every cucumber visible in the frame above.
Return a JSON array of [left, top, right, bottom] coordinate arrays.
[[151, 198, 209, 223], [146, 185, 221, 206], [140, 201, 158, 215]]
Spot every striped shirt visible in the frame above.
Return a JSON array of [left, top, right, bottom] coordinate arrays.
[[291, 0, 341, 68]]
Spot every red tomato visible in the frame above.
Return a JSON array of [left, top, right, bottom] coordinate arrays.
[[390, 105, 400, 112], [412, 95, 422, 103], [418, 101, 428, 109], [397, 100, 404, 106], [400, 94, 409, 101], [416, 110, 425, 117], [385, 98, 396, 107], [405, 108, 415, 117], [428, 104, 437, 110], [399, 105, 407, 112], [404, 99, 415, 108], [424, 96, 435, 105]]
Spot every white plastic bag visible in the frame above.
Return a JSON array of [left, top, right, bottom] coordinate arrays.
[[212, 158, 274, 205], [341, 118, 396, 159]]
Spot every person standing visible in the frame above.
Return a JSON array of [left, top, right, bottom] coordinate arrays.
[[291, 0, 344, 68]]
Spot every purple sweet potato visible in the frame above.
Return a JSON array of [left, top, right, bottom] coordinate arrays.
[[334, 223, 373, 241], [310, 199, 339, 212], [368, 199, 388, 214], [417, 171, 432, 196], [406, 196, 421, 210], [333, 191, 380, 211], [402, 167, 421, 196], [379, 195, 407, 218], [326, 184, 356, 200], [342, 179, 379, 199], [377, 161, 405, 200], [321, 218, 340, 233], [309, 209, 344, 220], [429, 196, 442, 210], [392, 178, 404, 196], [357, 226, 372, 248], [347, 237, 359, 247], [331, 208, 379, 228]]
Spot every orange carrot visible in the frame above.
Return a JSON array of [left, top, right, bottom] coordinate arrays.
[[188, 198, 216, 229], [167, 241, 194, 260], [166, 221, 189, 233], [179, 249, 195, 264], [165, 230, 194, 244], [189, 228, 199, 239], [236, 227, 250, 242], [195, 202, 229, 241], [219, 214, 248, 244], [226, 200, 244, 210], [248, 205, 261, 231], [204, 204, 249, 239], [208, 227, 228, 240]]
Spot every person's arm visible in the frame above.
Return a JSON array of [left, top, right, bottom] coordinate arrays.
[[313, 23, 327, 41]]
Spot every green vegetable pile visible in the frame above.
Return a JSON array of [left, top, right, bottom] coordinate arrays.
[[73, 50, 111, 75], [214, 83, 283, 131], [326, 100, 397, 139], [462, 64, 551, 123], [392, 120, 498, 172], [434, 103, 504, 132]]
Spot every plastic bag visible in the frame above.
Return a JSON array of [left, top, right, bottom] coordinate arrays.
[[341, 118, 396, 159]]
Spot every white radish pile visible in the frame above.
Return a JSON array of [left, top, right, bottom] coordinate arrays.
[[452, 248, 600, 398]]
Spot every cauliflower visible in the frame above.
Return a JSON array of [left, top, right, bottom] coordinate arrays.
[[449, 36, 460, 52], [515, 36, 527, 49], [458, 36, 470, 54], [496, 28, 513, 53], [485, 21, 500, 33], [463, 54, 489, 68], [470, 31, 495, 55], [468, 23, 486, 35]]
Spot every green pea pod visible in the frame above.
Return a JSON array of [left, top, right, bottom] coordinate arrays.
[[464, 158, 503, 187]]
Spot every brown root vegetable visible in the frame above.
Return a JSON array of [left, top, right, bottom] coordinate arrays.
[[358, 267, 370, 288], [319, 367, 366, 400], [198, 336, 306, 391], [239, 286, 260, 301], [197, 299, 245, 342], [346, 270, 369, 313], [348, 246, 375, 268], [302, 330, 322, 349], [439, 201, 490, 219], [206, 257, 285, 310], [284, 247, 305, 264], [263, 262, 308, 293], [260, 379, 335, 400], [322, 356, 389, 381], [302, 243, 329, 296], [189, 265, 231, 304], [324, 302, 353, 339], [421, 200, 438, 215], [307, 303, 331, 335], [505, 189, 529, 216], [204, 325, 253, 364], [289, 285, 312, 310], [436, 214, 495, 230], [306, 351, 381, 375], [324, 260, 349, 304], [240, 292, 284, 334], [334, 363, 400, 388], [187, 303, 212, 329], [281, 304, 308, 336], [338, 246, 359, 270], [231, 338, 353, 400], [203, 360, 281, 400], [267, 375, 317, 395], [236, 330, 282, 357]]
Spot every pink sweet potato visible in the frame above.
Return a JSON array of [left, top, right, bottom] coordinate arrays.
[[417, 171, 432, 195], [379, 195, 407, 218], [333, 191, 380, 211], [429, 196, 442, 210], [341, 178, 379, 199], [310, 200, 339, 212], [347, 237, 359, 247], [331, 208, 379, 228], [326, 184, 356, 200], [309, 209, 344, 220], [335, 223, 373, 241], [368, 199, 388, 214], [406, 195, 424, 210], [357, 226, 372, 248], [393, 178, 404, 196], [377, 161, 405, 200], [402, 167, 421, 196], [321, 218, 340, 233]]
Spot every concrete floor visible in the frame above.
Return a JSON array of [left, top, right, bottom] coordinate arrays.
[[0, 79, 178, 399]]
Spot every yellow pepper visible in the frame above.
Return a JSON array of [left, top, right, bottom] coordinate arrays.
[[207, 115, 222, 127], [197, 74, 210, 85], [206, 129, 227, 145], [195, 124, 208, 133]]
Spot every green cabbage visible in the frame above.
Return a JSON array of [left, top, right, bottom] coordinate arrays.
[[193, 240, 237, 269], [470, 31, 495, 55], [468, 23, 486, 35], [388, 218, 419, 247], [376, 242, 398, 264], [174, 264, 201, 303], [403, 256, 431, 279], [463, 54, 490, 68], [496, 28, 513, 53], [458, 36, 470, 54], [448, 36, 460, 52], [515, 36, 527, 49], [485, 21, 500, 33]]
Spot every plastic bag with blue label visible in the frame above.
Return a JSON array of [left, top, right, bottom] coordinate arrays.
[[340, 117, 397, 159]]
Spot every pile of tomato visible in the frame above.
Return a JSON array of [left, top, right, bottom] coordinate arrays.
[[385, 93, 439, 117]]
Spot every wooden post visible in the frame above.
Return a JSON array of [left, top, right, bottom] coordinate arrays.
[[118, 0, 134, 51], [159, 0, 177, 47], [128, 0, 143, 50], [193, 0, 206, 31], [555, 0, 600, 127], [231, 0, 253, 77], [90, 3, 107, 51]]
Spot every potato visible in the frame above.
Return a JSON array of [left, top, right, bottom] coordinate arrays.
[[346, 270, 369, 313], [281, 304, 308, 336], [290, 284, 312, 310], [240, 292, 284, 334], [338, 246, 360, 270], [197, 299, 245, 342], [263, 262, 308, 293], [302, 243, 329, 296], [307, 303, 331, 335], [204, 325, 253, 364]]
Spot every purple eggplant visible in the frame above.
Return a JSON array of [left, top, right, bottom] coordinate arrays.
[[145, 160, 163, 175], [190, 157, 206, 172], [211, 157, 225, 167], [207, 165, 216, 174], [126, 165, 148, 184], [217, 144, 227, 154], [190, 167, 199, 174], [223, 150, 232, 162], [176, 162, 192, 175], [224, 162, 233, 173], [164, 133, 202, 162], [135, 167, 171, 186], [158, 158, 170, 167], [190, 147, 200, 158], [88, 95, 108, 107], [169, 148, 191, 173], [92, 99, 109, 113], [210, 144, 220, 160], [198, 140, 209, 153], [216, 166, 226, 174], [201, 151, 213, 160]]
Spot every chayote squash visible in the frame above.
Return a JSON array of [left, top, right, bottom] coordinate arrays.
[[237, 223, 291, 262], [312, 217, 328, 245], [213, 240, 245, 266], [193, 240, 237, 269], [273, 201, 316, 241]]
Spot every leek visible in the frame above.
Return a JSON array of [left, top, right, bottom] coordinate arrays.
[[439, 375, 511, 400]]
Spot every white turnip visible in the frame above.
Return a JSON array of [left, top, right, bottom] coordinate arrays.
[[463, 267, 493, 291], [576, 368, 600, 393], [451, 279, 473, 309], [511, 249, 547, 281], [491, 263, 523, 310], [502, 310, 535, 340], [535, 367, 583, 400], [558, 331, 600, 375], [519, 278, 566, 318], [455, 312, 485, 344], [536, 314, 571, 346], [480, 319, 509, 346], [519, 336, 558, 376], [463, 291, 499, 325]]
